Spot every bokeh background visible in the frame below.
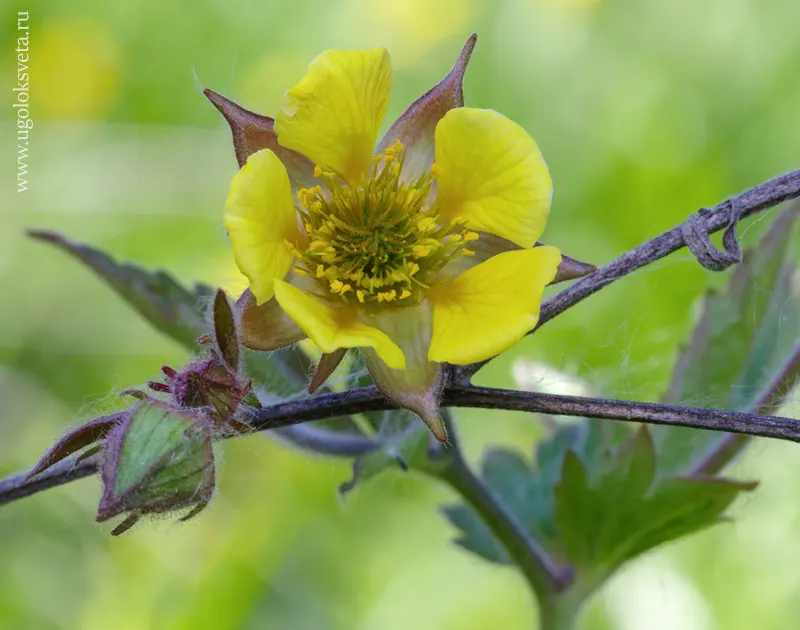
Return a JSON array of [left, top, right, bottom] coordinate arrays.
[[2, 0, 799, 628]]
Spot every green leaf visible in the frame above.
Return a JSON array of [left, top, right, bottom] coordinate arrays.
[[338, 411, 429, 495], [27, 230, 318, 405], [442, 423, 753, 583], [441, 503, 509, 564], [555, 428, 756, 577], [29, 230, 210, 348], [653, 205, 800, 477], [442, 423, 583, 565]]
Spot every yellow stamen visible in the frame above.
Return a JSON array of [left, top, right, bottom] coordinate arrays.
[[412, 245, 431, 259], [284, 239, 302, 259], [293, 143, 473, 307]]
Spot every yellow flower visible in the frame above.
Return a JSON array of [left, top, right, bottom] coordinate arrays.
[[211, 35, 561, 440]]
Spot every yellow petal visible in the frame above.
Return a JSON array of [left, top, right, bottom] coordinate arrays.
[[273, 280, 405, 369], [275, 49, 392, 182], [435, 108, 552, 248], [428, 246, 561, 364], [224, 149, 300, 304]]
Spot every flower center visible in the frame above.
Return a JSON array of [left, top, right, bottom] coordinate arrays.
[[291, 141, 476, 307]]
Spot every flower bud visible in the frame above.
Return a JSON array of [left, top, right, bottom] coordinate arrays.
[[96, 399, 215, 534], [167, 356, 253, 430]]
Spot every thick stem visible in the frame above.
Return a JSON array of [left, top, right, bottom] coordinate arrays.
[[538, 600, 577, 630], [4, 385, 800, 505]]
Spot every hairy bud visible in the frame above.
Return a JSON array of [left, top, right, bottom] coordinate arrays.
[[97, 400, 215, 534]]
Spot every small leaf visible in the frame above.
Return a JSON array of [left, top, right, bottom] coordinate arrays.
[[339, 413, 428, 496], [26, 413, 125, 479], [97, 400, 215, 524], [213, 289, 240, 370], [441, 503, 509, 564], [653, 204, 800, 477], [28, 231, 210, 348]]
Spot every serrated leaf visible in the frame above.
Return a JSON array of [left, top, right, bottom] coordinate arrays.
[[653, 205, 800, 477], [442, 424, 582, 565], [555, 428, 755, 575], [441, 503, 509, 564], [443, 423, 753, 584], [29, 230, 210, 348], [339, 412, 428, 496]]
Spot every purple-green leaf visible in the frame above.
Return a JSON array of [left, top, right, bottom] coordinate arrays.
[[653, 203, 800, 477], [26, 413, 125, 480], [213, 289, 240, 370], [28, 230, 210, 349]]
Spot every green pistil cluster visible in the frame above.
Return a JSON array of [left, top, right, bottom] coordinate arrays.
[[292, 141, 476, 307]]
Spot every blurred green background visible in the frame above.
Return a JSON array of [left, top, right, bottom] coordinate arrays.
[[1, 0, 799, 627]]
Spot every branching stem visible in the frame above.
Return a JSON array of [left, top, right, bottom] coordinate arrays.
[[3, 385, 799, 506]]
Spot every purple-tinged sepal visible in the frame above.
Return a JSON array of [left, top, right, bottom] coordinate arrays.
[[309, 348, 348, 394], [204, 88, 316, 188], [363, 305, 447, 441], [25, 413, 125, 480], [376, 34, 477, 182], [237, 288, 306, 352], [446, 232, 596, 285], [213, 288, 240, 371]]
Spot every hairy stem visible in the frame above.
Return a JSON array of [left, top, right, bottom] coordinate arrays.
[[4, 385, 799, 506]]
